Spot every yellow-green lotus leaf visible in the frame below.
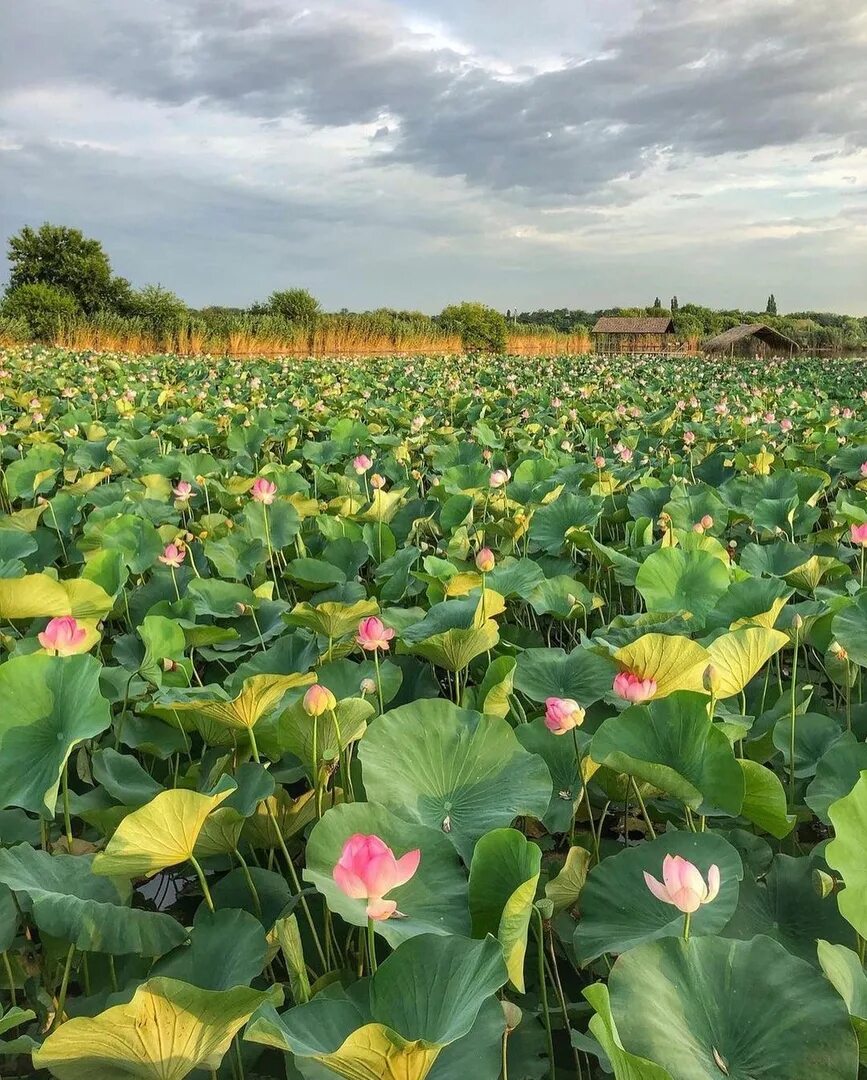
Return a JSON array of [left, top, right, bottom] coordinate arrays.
[[706, 627, 788, 699], [317, 1025, 440, 1080], [614, 634, 710, 698], [92, 783, 236, 879], [287, 599, 380, 640], [33, 977, 280, 1080], [160, 673, 314, 733], [362, 487, 409, 523], [409, 620, 500, 673], [0, 574, 114, 620]]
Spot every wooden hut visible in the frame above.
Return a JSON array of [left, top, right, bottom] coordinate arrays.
[[591, 316, 675, 355], [703, 323, 799, 358]]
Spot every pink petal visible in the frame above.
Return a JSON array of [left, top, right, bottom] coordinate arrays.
[[366, 897, 397, 920], [332, 864, 369, 900], [392, 849, 421, 888], [643, 871, 673, 905], [704, 864, 720, 904], [670, 886, 702, 914]]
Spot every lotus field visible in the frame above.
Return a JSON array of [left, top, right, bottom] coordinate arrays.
[[1, 345, 867, 1080]]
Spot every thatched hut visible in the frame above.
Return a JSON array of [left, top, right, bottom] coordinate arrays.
[[591, 316, 675, 355], [703, 323, 799, 358]]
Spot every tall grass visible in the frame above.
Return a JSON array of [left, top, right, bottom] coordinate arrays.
[[16, 311, 592, 357]]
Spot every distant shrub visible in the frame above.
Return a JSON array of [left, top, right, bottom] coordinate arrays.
[[1, 283, 79, 341], [438, 302, 508, 354]]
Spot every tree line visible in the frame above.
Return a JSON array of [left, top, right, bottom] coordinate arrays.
[[2, 223, 865, 353]]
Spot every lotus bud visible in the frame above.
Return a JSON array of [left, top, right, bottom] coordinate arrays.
[[475, 547, 496, 573], [792, 613, 804, 631], [700, 514, 714, 529], [303, 684, 337, 716], [501, 1001, 522, 1033], [162, 658, 177, 672], [234, 602, 249, 616], [812, 869, 838, 898], [360, 677, 377, 696], [702, 664, 720, 693]]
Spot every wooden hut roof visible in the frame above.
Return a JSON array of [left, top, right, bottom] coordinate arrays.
[[703, 323, 800, 353], [591, 317, 674, 334]]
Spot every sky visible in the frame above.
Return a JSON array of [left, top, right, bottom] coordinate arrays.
[[1, 0, 866, 314]]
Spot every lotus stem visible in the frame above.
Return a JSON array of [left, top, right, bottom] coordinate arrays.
[[2, 951, 16, 1007], [265, 803, 328, 972], [49, 944, 76, 1032], [682, 910, 692, 942], [533, 909, 556, 1079], [189, 854, 215, 912], [367, 918, 378, 975], [61, 760, 74, 849]]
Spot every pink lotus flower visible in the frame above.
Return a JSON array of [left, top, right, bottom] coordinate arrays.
[[618, 447, 633, 464], [353, 454, 373, 474], [251, 477, 277, 504], [851, 523, 867, 547], [37, 616, 88, 656], [613, 671, 657, 703], [303, 683, 337, 716], [173, 480, 193, 500], [370, 473, 386, 490], [159, 543, 186, 568], [489, 469, 511, 488], [357, 616, 395, 652], [780, 418, 793, 432], [644, 855, 720, 914], [544, 697, 585, 735], [861, 462, 867, 478], [333, 833, 421, 920], [700, 514, 714, 529], [683, 431, 695, 446], [475, 547, 495, 573], [594, 455, 605, 468]]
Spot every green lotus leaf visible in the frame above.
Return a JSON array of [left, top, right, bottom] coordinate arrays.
[[574, 830, 742, 962], [705, 627, 788, 698], [91, 748, 165, 807], [0, 845, 186, 956], [0, 653, 111, 814], [826, 770, 867, 938], [92, 780, 236, 879], [468, 828, 541, 991], [607, 935, 858, 1080], [0, 573, 114, 620], [359, 699, 552, 860], [806, 737, 867, 823], [590, 691, 745, 815], [407, 620, 500, 672], [545, 845, 592, 915], [262, 695, 373, 773], [152, 907, 267, 989], [33, 977, 281, 1080], [476, 655, 516, 718], [635, 547, 730, 624], [772, 711, 845, 778], [514, 646, 614, 705], [245, 934, 506, 1080], [527, 576, 603, 620], [515, 717, 586, 834], [584, 982, 673, 1080], [304, 801, 469, 946], [285, 598, 380, 640], [721, 854, 854, 962], [530, 493, 603, 553], [817, 941, 867, 1063], [832, 594, 867, 667], [737, 759, 795, 838]]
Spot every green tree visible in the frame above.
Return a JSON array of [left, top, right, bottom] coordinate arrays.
[[0, 282, 79, 342], [653, 296, 661, 309], [670, 295, 679, 314], [438, 302, 508, 354], [129, 284, 188, 331], [266, 288, 321, 324], [6, 223, 131, 315], [766, 294, 778, 316]]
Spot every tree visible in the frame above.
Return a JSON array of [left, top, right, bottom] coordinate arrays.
[[129, 284, 188, 330], [766, 294, 778, 316], [670, 295, 679, 314], [1, 283, 79, 342], [653, 297, 661, 309], [6, 223, 131, 315], [266, 288, 321, 324], [438, 302, 508, 354]]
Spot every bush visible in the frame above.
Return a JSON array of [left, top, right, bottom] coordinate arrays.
[[1, 283, 79, 342], [438, 302, 508, 353], [265, 288, 321, 325]]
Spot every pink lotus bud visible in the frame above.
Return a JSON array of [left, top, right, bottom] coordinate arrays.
[[594, 455, 605, 468], [303, 684, 336, 716], [251, 477, 277, 504], [644, 854, 720, 914], [370, 473, 386, 490], [158, 543, 186, 568], [692, 523, 705, 534], [850, 523, 867, 547], [333, 833, 421, 920], [544, 697, 585, 735], [37, 616, 88, 656], [613, 670, 657, 703], [700, 515, 714, 529], [475, 547, 496, 573], [860, 461, 867, 478], [489, 469, 511, 488], [360, 677, 377, 695], [618, 446, 633, 464], [353, 454, 373, 475], [683, 431, 695, 446], [356, 616, 395, 652]]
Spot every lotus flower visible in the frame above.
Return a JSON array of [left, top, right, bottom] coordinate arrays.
[[353, 454, 373, 474], [333, 833, 420, 920], [613, 671, 657, 703], [370, 473, 386, 489], [251, 477, 277, 504], [850, 523, 867, 547], [860, 462, 867, 478], [159, 543, 186, 568], [544, 697, 585, 735], [303, 684, 336, 716], [644, 855, 720, 914], [780, 418, 793, 432], [357, 616, 395, 652], [173, 480, 193, 500], [475, 547, 495, 573], [37, 616, 88, 656], [489, 469, 511, 488]]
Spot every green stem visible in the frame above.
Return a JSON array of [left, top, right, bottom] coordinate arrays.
[[367, 918, 378, 975], [683, 910, 692, 942], [630, 775, 657, 840], [789, 629, 799, 811], [373, 649, 384, 716], [233, 849, 262, 917], [189, 855, 215, 912], [49, 944, 76, 1032], [265, 803, 328, 971], [62, 760, 74, 849], [2, 951, 16, 1007], [533, 911, 556, 1079]]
